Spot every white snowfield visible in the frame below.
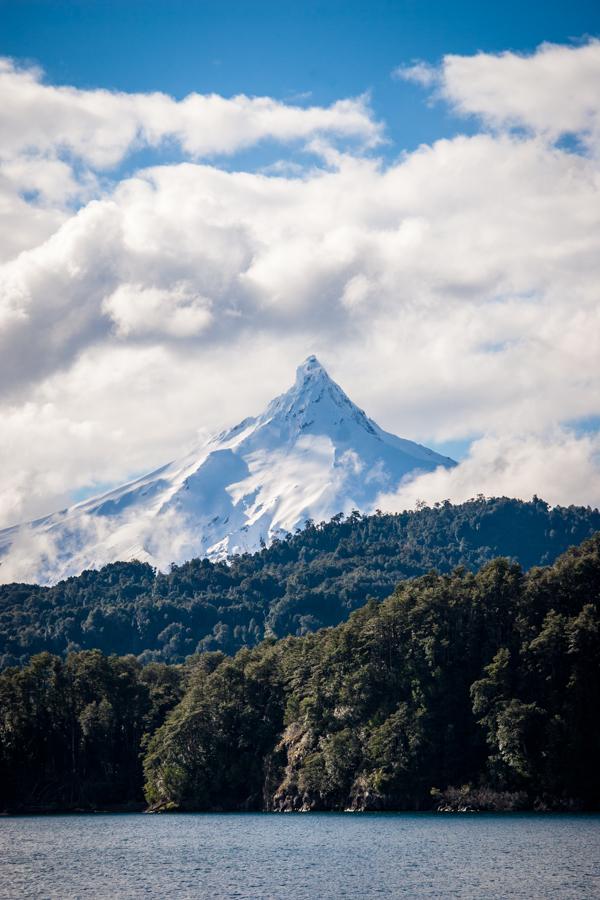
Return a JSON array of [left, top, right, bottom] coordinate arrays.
[[0, 356, 455, 585]]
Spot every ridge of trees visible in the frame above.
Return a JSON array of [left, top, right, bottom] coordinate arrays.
[[1, 496, 599, 667]]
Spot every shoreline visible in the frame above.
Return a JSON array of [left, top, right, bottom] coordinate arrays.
[[3, 806, 598, 817]]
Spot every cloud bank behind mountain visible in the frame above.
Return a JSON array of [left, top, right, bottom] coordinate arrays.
[[1, 40, 600, 531]]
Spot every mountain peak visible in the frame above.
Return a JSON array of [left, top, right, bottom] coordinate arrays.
[[295, 354, 328, 385], [262, 355, 356, 431]]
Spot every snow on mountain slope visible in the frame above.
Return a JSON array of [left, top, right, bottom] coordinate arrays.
[[0, 356, 456, 584]]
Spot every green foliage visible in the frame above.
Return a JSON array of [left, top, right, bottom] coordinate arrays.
[[1, 496, 599, 666], [143, 533, 600, 812], [143, 645, 284, 811], [0, 651, 184, 811], [1, 517, 599, 813]]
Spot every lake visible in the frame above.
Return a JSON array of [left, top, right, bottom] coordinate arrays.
[[1, 812, 599, 898]]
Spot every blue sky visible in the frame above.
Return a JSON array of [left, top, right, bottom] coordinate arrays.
[[3, 0, 600, 162], [1, 1, 600, 539]]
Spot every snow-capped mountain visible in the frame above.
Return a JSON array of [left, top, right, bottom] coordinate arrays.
[[0, 356, 455, 585]]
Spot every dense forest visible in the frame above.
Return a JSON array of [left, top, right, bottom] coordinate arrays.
[[0, 653, 184, 811], [1, 530, 599, 813], [1, 496, 599, 667]]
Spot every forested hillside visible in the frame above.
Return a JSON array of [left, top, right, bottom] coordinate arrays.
[[2, 532, 599, 813], [1, 496, 599, 667]]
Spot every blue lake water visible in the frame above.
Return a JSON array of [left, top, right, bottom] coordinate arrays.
[[1, 812, 599, 899]]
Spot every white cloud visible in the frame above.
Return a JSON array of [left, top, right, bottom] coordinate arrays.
[[392, 61, 438, 87], [0, 57, 381, 261], [103, 283, 213, 338], [394, 39, 600, 151], [0, 58, 381, 167], [0, 504, 206, 585], [1, 41, 600, 538], [440, 40, 600, 148], [375, 430, 600, 512]]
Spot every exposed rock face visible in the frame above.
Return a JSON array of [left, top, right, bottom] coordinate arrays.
[[267, 721, 390, 812], [268, 722, 320, 812]]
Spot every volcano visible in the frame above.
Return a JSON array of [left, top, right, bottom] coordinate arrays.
[[0, 356, 455, 584]]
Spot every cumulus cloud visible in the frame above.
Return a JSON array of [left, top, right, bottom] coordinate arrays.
[[395, 39, 600, 150], [375, 430, 600, 512], [0, 57, 381, 260], [1, 40, 600, 536], [103, 283, 213, 338], [439, 40, 600, 148], [0, 58, 381, 166]]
